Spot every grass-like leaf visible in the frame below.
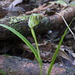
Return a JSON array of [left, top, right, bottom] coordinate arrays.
[[0, 24, 41, 64], [46, 17, 75, 75]]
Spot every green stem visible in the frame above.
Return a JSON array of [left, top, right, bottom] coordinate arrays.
[[31, 28, 43, 75]]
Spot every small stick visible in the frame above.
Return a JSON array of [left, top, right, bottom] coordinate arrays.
[[56, 13, 75, 40]]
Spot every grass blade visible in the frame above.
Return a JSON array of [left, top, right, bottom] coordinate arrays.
[[46, 17, 75, 75], [0, 24, 40, 63]]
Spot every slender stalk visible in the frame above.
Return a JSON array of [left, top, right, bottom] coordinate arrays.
[[31, 28, 43, 75]]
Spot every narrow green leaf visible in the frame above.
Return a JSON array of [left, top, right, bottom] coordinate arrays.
[[0, 24, 40, 63], [46, 17, 75, 75]]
